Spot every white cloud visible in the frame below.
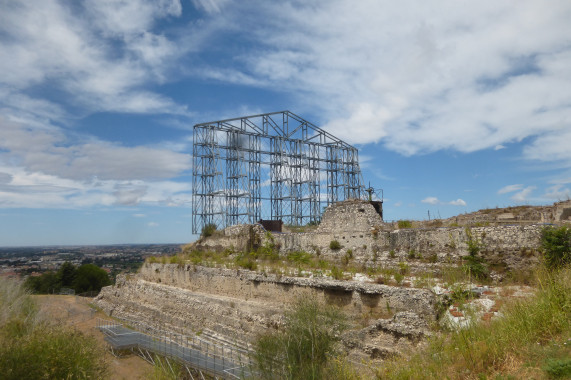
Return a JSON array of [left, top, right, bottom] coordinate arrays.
[[0, 0, 189, 120], [511, 186, 536, 202], [147, 222, 159, 227], [543, 185, 571, 200], [394, 201, 402, 207], [200, 1, 571, 161], [0, 117, 191, 181], [449, 199, 467, 206], [421, 196, 440, 205], [422, 196, 466, 206], [190, 0, 229, 14], [494, 145, 506, 151], [498, 184, 524, 194]]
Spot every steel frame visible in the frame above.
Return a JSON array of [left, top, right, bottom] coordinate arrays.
[[192, 111, 366, 234]]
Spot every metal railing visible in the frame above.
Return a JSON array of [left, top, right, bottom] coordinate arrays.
[[96, 318, 252, 379]]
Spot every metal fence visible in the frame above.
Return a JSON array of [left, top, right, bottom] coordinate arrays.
[[96, 318, 252, 379]]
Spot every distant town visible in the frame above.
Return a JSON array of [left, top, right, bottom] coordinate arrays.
[[0, 244, 183, 281]]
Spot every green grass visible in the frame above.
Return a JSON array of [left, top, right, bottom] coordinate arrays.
[[377, 266, 571, 379], [254, 297, 349, 380], [0, 277, 108, 379]]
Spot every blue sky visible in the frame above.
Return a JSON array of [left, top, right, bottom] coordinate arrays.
[[1, 0, 570, 246]]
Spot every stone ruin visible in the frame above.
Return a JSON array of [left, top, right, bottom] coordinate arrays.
[[95, 199, 569, 368]]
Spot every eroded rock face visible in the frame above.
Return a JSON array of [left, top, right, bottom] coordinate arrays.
[[341, 311, 432, 362], [95, 264, 438, 350]]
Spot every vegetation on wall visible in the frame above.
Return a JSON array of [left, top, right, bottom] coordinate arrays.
[[541, 225, 571, 270], [463, 228, 489, 280], [201, 223, 218, 238], [329, 240, 342, 250]]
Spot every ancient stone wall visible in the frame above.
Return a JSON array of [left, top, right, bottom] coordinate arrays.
[[190, 200, 545, 273], [95, 264, 437, 345], [272, 223, 542, 272]]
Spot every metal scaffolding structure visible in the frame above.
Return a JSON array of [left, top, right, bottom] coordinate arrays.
[[192, 111, 366, 234]]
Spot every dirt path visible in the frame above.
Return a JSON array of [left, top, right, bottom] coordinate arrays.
[[33, 295, 154, 380]]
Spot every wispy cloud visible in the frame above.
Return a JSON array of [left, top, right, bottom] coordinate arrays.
[[197, 1, 571, 162], [422, 196, 466, 206], [511, 186, 536, 202], [498, 184, 524, 194]]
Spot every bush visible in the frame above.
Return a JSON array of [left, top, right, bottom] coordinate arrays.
[[287, 251, 312, 266], [0, 277, 107, 379], [73, 264, 112, 294], [463, 228, 489, 280], [329, 240, 342, 250], [330, 266, 344, 280], [24, 262, 111, 295], [201, 223, 217, 238], [254, 297, 347, 380], [398, 220, 412, 228], [541, 226, 571, 270]]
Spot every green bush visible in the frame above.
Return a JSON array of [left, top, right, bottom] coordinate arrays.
[[0, 277, 107, 379], [330, 266, 344, 280], [543, 358, 571, 378], [541, 226, 571, 270], [463, 228, 489, 280], [235, 251, 258, 270], [329, 240, 342, 250], [287, 251, 312, 266], [407, 249, 417, 260], [24, 262, 111, 295], [73, 264, 112, 294], [398, 220, 412, 228], [394, 272, 404, 285], [201, 223, 217, 238], [254, 297, 347, 380]]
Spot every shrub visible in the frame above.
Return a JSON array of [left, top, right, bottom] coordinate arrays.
[[73, 264, 112, 294], [541, 226, 571, 270], [462, 253, 489, 281], [201, 223, 217, 238], [329, 240, 342, 250], [287, 251, 312, 266], [398, 261, 409, 275], [398, 220, 412, 229], [254, 297, 347, 380], [389, 250, 396, 258], [407, 249, 417, 260], [330, 266, 344, 280], [235, 252, 258, 270], [0, 277, 107, 379], [463, 228, 489, 280], [543, 358, 571, 378], [394, 272, 404, 285]]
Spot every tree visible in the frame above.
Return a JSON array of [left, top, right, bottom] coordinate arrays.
[[24, 272, 60, 294], [542, 226, 571, 270], [57, 261, 76, 288], [73, 264, 111, 294]]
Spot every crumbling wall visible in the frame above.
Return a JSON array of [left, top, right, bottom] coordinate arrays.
[[188, 200, 548, 273], [95, 264, 437, 345]]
